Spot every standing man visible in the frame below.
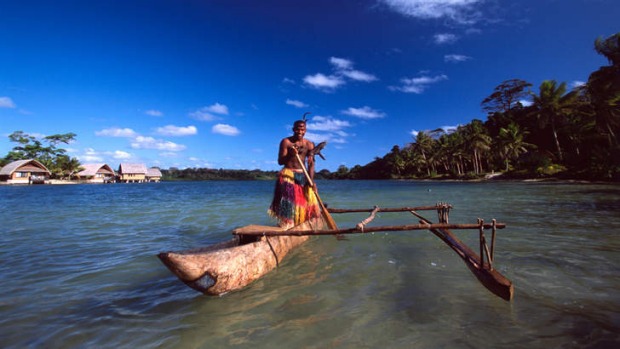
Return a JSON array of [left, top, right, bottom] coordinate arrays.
[[268, 119, 320, 229]]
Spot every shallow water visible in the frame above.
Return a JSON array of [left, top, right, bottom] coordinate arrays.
[[1, 180, 619, 348]]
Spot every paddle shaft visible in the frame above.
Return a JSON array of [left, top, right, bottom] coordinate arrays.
[[294, 152, 338, 230]]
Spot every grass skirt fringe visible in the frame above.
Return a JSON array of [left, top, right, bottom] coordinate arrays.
[[268, 168, 320, 227]]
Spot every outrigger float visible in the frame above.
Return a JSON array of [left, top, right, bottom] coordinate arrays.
[[158, 203, 514, 301]]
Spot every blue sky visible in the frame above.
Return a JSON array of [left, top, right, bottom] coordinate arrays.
[[1, 0, 618, 172]]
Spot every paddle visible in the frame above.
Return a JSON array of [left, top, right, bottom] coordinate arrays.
[[293, 150, 338, 231]]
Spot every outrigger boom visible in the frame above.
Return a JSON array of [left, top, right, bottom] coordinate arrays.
[[233, 203, 514, 301], [231, 222, 506, 236]]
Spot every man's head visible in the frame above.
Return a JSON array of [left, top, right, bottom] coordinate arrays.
[[292, 120, 307, 140]]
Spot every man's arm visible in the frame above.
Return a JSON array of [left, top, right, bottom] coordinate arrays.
[[277, 138, 290, 166]]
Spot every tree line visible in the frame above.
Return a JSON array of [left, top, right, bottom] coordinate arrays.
[[325, 33, 620, 181], [3, 33, 618, 182]]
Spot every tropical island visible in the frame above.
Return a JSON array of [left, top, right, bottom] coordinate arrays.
[[1, 33, 618, 183]]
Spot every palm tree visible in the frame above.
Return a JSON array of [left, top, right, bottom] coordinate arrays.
[[385, 145, 405, 177], [460, 121, 491, 174], [411, 131, 435, 176], [586, 33, 620, 147], [496, 122, 536, 171], [530, 80, 578, 162]]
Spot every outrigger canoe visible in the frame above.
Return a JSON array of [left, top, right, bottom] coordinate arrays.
[[158, 203, 514, 301], [158, 217, 327, 295]]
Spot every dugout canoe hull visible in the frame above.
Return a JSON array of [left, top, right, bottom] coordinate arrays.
[[432, 226, 514, 301], [158, 217, 326, 295]]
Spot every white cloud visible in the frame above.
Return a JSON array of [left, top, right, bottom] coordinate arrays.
[[113, 150, 132, 159], [303, 73, 345, 90], [95, 127, 137, 137], [304, 57, 377, 91], [307, 115, 352, 132], [156, 125, 198, 136], [329, 57, 353, 70], [145, 109, 163, 117], [341, 106, 386, 119], [519, 99, 533, 107], [572, 80, 586, 88], [390, 74, 448, 93], [444, 54, 471, 62], [342, 70, 378, 82], [300, 115, 354, 145], [79, 148, 104, 162], [330, 57, 378, 82], [189, 103, 229, 121], [434, 33, 458, 44], [212, 124, 240, 136], [0, 96, 16, 108], [286, 99, 308, 108], [131, 136, 186, 151], [305, 130, 350, 145], [379, 0, 483, 24]]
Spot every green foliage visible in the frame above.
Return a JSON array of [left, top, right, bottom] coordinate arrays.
[[334, 32, 620, 182], [2, 131, 82, 179]]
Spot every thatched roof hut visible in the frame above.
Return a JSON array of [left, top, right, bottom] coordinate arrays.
[[75, 163, 115, 183], [0, 159, 51, 184], [118, 163, 148, 183], [146, 167, 163, 182]]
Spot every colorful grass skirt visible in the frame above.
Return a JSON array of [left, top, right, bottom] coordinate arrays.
[[268, 168, 320, 228]]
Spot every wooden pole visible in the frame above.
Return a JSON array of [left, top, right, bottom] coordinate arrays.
[[328, 206, 450, 213], [232, 222, 506, 236], [293, 152, 338, 230]]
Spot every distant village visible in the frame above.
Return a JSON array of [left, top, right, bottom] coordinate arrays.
[[0, 159, 162, 185]]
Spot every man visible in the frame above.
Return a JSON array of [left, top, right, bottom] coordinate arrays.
[[268, 119, 320, 229]]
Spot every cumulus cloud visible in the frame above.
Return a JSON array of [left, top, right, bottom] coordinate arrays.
[[113, 150, 132, 159], [0, 96, 16, 108], [303, 73, 345, 90], [341, 106, 386, 119], [286, 99, 309, 108], [303, 57, 377, 91], [444, 54, 471, 62], [303, 115, 353, 145], [155, 125, 198, 136], [379, 0, 483, 24], [79, 148, 104, 162], [212, 124, 240, 136], [330, 57, 353, 70], [307, 115, 352, 132], [434, 33, 458, 44], [95, 127, 137, 137], [189, 103, 229, 121], [145, 109, 163, 117], [131, 136, 186, 151], [389, 74, 448, 94]]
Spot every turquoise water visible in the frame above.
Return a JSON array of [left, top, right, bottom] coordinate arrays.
[[1, 180, 619, 348]]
